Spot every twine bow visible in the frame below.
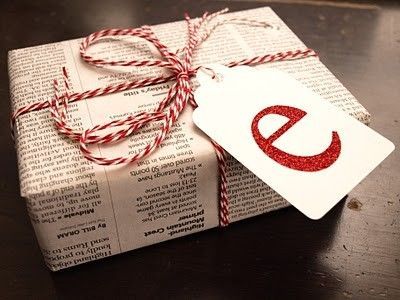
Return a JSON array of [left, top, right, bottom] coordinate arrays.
[[11, 8, 317, 226]]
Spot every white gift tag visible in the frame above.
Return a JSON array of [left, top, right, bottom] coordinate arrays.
[[192, 65, 395, 219]]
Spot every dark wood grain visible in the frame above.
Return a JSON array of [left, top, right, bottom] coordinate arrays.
[[0, 0, 399, 299]]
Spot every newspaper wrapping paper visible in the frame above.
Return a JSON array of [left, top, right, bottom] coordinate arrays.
[[8, 7, 370, 271]]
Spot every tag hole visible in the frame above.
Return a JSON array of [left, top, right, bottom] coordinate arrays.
[[213, 73, 223, 82], [198, 67, 223, 82]]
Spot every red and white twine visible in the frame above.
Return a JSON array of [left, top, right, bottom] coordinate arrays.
[[11, 9, 317, 226]]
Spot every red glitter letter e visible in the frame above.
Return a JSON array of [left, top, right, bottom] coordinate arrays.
[[251, 105, 341, 172]]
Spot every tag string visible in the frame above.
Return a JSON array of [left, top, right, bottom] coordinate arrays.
[[11, 8, 317, 226]]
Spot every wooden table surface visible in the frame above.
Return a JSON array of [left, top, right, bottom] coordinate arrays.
[[1, 0, 399, 299]]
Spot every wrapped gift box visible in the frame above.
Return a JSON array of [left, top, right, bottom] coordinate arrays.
[[8, 6, 370, 271]]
